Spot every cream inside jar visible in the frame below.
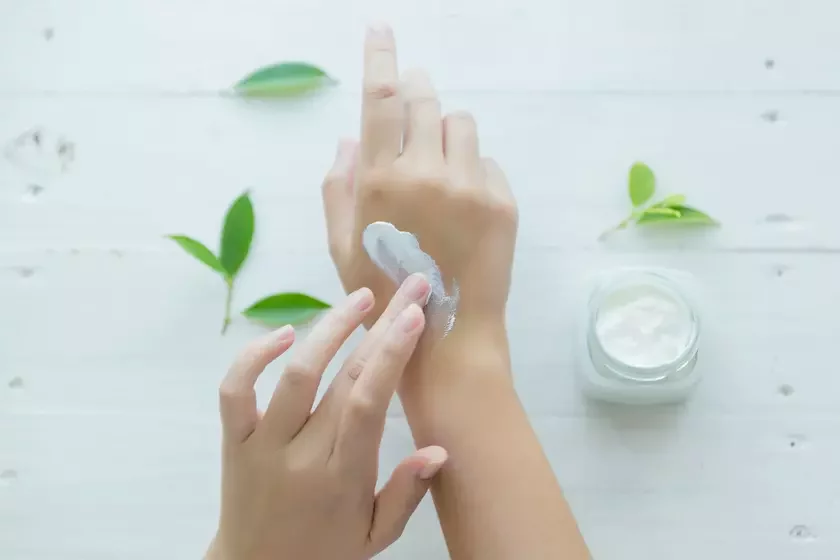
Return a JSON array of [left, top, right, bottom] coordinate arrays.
[[594, 283, 694, 370]]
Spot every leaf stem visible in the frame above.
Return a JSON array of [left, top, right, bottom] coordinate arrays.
[[598, 212, 638, 241], [222, 277, 234, 335]]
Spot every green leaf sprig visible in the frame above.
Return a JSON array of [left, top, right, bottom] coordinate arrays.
[[168, 191, 330, 334], [600, 162, 718, 240], [233, 62, 336, 98]]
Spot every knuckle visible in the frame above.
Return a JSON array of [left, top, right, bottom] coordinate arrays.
[[347, 394, 377, 422], [342, 356, 368, 381], [364, 79, 399, 100], [282, 360, 317, 388], [218, 382, 242, 403], [358, 171, 392, 201], [321, 171, 348, 194], [489, 198, 519, 226]]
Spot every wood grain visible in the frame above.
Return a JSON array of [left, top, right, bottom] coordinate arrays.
[[1, 0, 838, 558]]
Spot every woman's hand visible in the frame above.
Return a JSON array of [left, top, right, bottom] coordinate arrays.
[[322, 24, 518, 332], [206, 275, 447, 560]]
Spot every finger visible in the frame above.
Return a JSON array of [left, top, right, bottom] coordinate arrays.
[[333, 304, 425, 467], [366, 446, 448, 556], [361, 23, 402, 166], [219, 325, 295, 444], [307, 274, 431, 437], [322, 138, 359, 262], [443, 111, 479, 171], [401, 69, 443, 159], [261, 288, 374, 442]]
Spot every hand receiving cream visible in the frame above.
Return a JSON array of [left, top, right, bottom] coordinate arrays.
[[362, 221, 459, 336]]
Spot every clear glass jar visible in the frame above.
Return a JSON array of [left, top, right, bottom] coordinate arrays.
[[575, 268, 703, 404]]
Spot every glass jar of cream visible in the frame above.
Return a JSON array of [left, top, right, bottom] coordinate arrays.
[[575, 268, 702, 404]]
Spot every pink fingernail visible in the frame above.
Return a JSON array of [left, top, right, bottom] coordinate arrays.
[[417, 447, 448, 480], [275, 325, 294, 343], [352, 288, 374, 311], [403, 274, 431, 304]]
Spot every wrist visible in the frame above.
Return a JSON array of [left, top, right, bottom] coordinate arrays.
[[400, 312, 511, 400]]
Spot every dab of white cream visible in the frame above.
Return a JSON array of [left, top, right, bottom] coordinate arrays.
[[595, 284, 692, 369], [362, 221, 459, 336]]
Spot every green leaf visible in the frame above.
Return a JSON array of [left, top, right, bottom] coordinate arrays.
[[637, 205, 718, 226], [242, 293, 331, 326], [642, 207, 682, 217], [219, 191, 255, 279], [234, 62, 336, 97], [628, 162, 656, 207], [167, 235, 226, 275], [652, 194, 687, 208]]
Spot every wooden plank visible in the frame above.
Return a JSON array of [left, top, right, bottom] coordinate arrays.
[[1, 95, 838, 252], [0, 414, 835, 559], [1, 0, 840, 93], [3, 1, 839, 557], [1, 251, 837, 417]]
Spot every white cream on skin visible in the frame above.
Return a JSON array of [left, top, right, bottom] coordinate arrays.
[[362, 221, 459, 335], [595, 283, 692, 369]]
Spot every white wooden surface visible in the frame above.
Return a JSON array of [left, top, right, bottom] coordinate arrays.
[[2, 1, 839, 558]]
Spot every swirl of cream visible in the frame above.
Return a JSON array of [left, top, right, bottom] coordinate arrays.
[[362, 221, 459, 336]]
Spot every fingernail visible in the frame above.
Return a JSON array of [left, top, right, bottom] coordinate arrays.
[[398, 305, 423, 333], [352, 288, 374, 311], [275, 324, 294, 343], [403, 274, 431, 304], [367, 21, 393, 38], [417, 447, 448, 480]]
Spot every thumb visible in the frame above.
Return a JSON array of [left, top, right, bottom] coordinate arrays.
[[367, 446, 448, 555], [322, 138, 358, 262]]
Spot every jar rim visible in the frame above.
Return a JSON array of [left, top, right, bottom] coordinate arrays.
[[587, 270, 700, 383]]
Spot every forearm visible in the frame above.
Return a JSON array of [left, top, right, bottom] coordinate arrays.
[[400, 319, 590, 560]]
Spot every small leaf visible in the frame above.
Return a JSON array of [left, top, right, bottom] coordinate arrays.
[[234, 62, 336, 97], [243, 293, 331, 326], [637, 205, 718, 226], [220, 191, 255, 279], [652, 194, 687, 208], [642, 207, 682, 218], [628, 162, 656, 207], [168, 235, 226, 275]]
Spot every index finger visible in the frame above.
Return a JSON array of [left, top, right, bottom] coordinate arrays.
[[361, 23, 402, 166], [332, 304, 426, 468], [260, 288, 374, 443], [219, 326, 295, 444]]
